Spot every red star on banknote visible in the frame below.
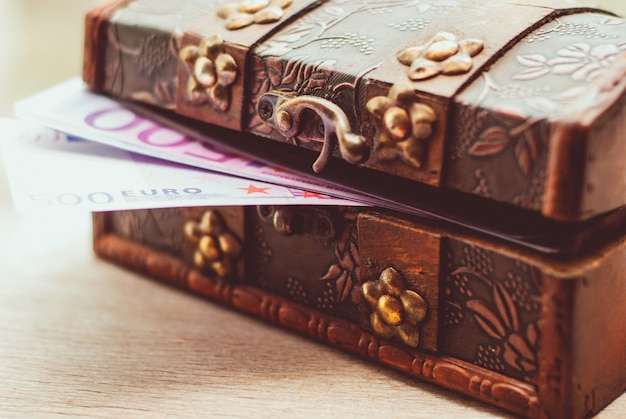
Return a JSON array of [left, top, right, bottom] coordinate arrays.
[[239, 184, 270, 194], [302, 191, 327, 198]]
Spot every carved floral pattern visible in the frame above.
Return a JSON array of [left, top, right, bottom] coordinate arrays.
[[178, 35, 238, 112], [514, 42, 626, 82], [286, 277, 309, 304], [468, 110, 546, 176], [217, 0, 293, 30], [461, 42, 624, 178], [248, 56, 336, 135], [137, 34, 172, 76], [472, 169, 491, 198], [109, 209, 184, 255], [459, 74, 552, 177], [251, 207, 360, 315], [254, 1, 447, 58], [397, 32, 484, 81], [447, 14, 626, 211], [252, 223, 272, 288], [467, 283, 539, 374], [512, 171, 546, 212], [443, 244, 542, 380], [387, 17, 432, 32], [318, 224, 361, 310], [525, 16, 623, 43], [320, 32, 374, 56], [366, 84, 437, 168], [184, 210, 242, 280], [103, 26, 178, 108], [362, 267, 427, 348]]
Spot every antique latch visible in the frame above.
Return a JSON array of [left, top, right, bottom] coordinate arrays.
[[257, 91, 369, 172], [257, 206, 336, 241]]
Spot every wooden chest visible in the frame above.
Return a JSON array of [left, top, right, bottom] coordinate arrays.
[[83, 1, 626, 417], [93, 205, 626, 418], [84, 0, 626, 222]]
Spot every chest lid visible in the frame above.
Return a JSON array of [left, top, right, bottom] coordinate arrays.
[[84, 0, 626, 222]]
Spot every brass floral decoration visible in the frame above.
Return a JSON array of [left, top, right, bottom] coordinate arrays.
[[397, 32, 484, 81], [184, 210, 243, 280], [179, 35, 238, 112], [218, 0, 293, 31], [361, 267, 427, 348], [366, 84, 437, 168]]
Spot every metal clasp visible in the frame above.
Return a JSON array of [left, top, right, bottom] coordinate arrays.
[[257, 91, 369, 173], [257, 206, 336, 241]]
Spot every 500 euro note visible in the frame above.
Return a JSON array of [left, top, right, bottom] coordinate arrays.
[[0, 119, 360, 213], [14, 78, 368, 204]]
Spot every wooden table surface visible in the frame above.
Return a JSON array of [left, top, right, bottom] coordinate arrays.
[[1, 1, 626, 417]]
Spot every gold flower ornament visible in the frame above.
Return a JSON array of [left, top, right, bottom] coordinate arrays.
[[179, 35, 238, 112], [361, 267, 427, 348], [218, 0, 293, 30], [184, 210, 242, 280], [366, 84, 437, 168], [397, 32, 484, 81]]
